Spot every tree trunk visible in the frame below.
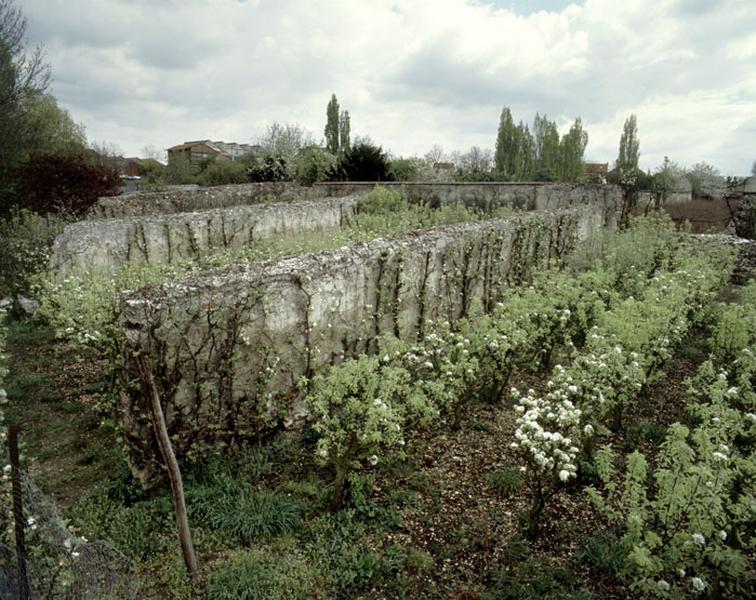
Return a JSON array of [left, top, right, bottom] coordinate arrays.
[[134, 351, 199, 579]]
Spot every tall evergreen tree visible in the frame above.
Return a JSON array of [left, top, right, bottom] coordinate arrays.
[[324, 94, 340, 154], [617, 114, 640, 176], [558, 117, 588, 182], [339, 110, 350, 152]]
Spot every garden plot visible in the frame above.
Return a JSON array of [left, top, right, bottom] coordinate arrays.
[[118, 200, 609, 486]]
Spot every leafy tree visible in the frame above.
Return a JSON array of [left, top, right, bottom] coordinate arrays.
[[291, 146, 336, 185], [533, 113, 560, 182], [686, 161, 725, 200], [257, 122, 314, 166], [494, 106, 518, 180], [0, 0, 51, 207], [15, 151, 121, 215], [339, 110, 350, 152], [163, 153, 195, 185], [558, 117, 588, 182], [616, 114, 640, 178], [247, 152, 288, 182], [333, 141, 390, 181], [388, 157, 419, 182], [21, 93, 86, 158], [137, 158, 166, 185], [517, 122, 535, 181], [324, 93, 340, 154], [197, 159, 248, 186]]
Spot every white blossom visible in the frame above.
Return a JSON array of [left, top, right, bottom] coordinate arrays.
[[691, 577, 706, 592]]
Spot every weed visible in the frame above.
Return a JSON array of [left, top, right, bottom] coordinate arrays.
[[577, 530, 627, 578], [207, 547, 315, 600], [487, 467, 523, 497]]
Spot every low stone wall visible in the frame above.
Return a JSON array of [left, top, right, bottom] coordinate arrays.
[[49, 196, 360, 278], [88, 183, 331, 219], [119, 202, 612, 485], [315, 181, 623, 212]]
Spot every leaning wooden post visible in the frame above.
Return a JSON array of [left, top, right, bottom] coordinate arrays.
[[9, 425, 30, 600], [134, 349, 199, 579]]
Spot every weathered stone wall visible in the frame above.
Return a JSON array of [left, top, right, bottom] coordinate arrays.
[[50, 196, 360, 278], [315, 181, 623, 212], [119, 202, 613, 485], [88, 183, 331, 219]]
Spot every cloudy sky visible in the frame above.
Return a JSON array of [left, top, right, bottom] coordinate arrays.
[[23, 0, 756, 174]]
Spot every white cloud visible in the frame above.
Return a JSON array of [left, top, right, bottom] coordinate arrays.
[[22, 0, 756, 174]]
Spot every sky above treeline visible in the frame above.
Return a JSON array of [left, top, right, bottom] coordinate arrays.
[[23, 0, 756, 175]]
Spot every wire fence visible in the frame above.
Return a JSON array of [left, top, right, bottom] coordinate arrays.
[[1, 447, 139, 599]]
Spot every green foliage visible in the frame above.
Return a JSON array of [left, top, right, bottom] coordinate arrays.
[[187, 479, 303, 545], [387, 157, 419, 182], [198, 159, 249, 186], [710, 282, 756, 361], [586, 336, 756, 598], [617, 114, 640, 178], [334, 141, 391, 181], [577, 530, 628, 577], [0, 207, 67, 300], [207, 548, 314, 600], [292, 145, 336, 185], [68, 491, 174, 560], [487, 466, 524, 497], [486, 554, 593, 600], [358, 185, 407, 214], [163, 152, 196, 184], [246, 152, 289, 182], [325, 93, 341, 155], [558, 117, 588, 182], [306, 355, 422, 509]]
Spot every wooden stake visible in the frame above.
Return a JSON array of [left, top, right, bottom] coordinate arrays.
[[9, 425, 30, 600], [134, 351, 199, 578]]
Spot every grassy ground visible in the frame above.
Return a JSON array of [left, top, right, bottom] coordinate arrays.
[[2, 307, 729, 599], [3, 318, 118, 508]]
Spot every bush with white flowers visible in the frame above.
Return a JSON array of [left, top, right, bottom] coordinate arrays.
[[306, 355, 429, 510], [586, 328, 755, 598], [510, 382, 585, 537]]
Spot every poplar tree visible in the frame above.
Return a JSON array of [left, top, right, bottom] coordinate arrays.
[[325, 94, 340, 154], [534, 113, 560, 181], [617, 114, 640, 176], [518, 122, 535, 181], [494, 106, 517, 180], [558, 117, 588, 182], [339, 110, 350, 152]]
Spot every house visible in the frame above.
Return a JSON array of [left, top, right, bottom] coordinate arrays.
[[167, 140, 260, 173]]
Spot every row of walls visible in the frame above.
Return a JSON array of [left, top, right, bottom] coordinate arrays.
[[118, 202, 615, 486]]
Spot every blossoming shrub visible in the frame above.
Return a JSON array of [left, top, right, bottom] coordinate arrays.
[[509, 383, 586, 537], [306, 355, 433, 510], [388, 321, 478, 428], [585, 295, 755, 598]]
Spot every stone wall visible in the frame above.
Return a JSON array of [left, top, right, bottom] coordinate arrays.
[[315, 181, 623, 212], [119, 202, 613, 485], [50, 196, 360, 278], [52, 183, 621, 279], [88, 183, 330, 219]]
